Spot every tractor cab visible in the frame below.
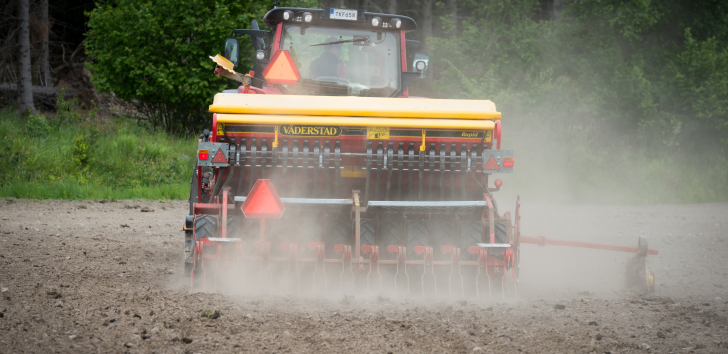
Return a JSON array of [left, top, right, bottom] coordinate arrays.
[[220, 7, 429, 97]]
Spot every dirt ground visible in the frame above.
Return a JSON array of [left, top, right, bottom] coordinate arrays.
[[0, 198, 727, 353]]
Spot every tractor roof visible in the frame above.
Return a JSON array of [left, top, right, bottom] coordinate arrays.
[[263, 7, 417, 32]]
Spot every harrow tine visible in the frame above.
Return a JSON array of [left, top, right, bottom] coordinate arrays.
[[485, 253, 492, 298], [402, 247, 409, 295], [501, 265, 506, 299], [237, 138, 246, 195], [457, 248, 464, 298], [190, 241, 200, 291]]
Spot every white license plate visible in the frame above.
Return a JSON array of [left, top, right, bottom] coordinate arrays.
[[330, 8, 357, 21]]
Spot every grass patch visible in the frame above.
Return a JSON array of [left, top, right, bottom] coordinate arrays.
[[0, 109, 196, 200]]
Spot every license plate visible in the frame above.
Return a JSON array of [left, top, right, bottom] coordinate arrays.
[[330, 8, 357, 21]]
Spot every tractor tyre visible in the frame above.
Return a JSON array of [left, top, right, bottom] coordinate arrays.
[[460, 221, 508, 256], [226, 215, 245, 240], [359, 219, 376, 248], [186, 215, 216, 275], [406, 220, 429, 260], [326, 218, 351, 257], [378, 216, 404, 260]]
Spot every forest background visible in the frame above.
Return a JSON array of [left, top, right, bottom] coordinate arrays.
[[0, 0, 726, 203]]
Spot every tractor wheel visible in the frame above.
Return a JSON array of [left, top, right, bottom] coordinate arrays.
[[460, 221, 508, 255], [185, 215, 216, 275], [378, 216, 403, 260], [360, 219, 376, 248], [406, 220, 429, 259], [226, 215, 245, 239], [297, 216, 323, 257], [431, 216, 456, 260], [326, 217, 350, 257]]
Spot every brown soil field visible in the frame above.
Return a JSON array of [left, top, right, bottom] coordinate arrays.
[[0, 198, 727, 353]]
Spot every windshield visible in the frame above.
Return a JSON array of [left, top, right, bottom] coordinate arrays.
[[279, 25, 400, 97]]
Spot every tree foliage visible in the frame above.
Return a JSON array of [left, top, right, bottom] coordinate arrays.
[[85, 0, 271, 134]]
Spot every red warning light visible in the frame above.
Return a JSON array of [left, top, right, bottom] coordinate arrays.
[[494, 179, 503, 187], [197, 149, 209, 160], [503, 157, 514, 167], [262, 50, 301, 85]]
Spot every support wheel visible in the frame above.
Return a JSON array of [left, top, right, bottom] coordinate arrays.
[[186, 215, 216, 275]]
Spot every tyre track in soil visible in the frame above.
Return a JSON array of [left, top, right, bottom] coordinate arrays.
[[0, 198, 727, 353]]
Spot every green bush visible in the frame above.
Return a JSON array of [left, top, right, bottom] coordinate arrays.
[[86, 0, 316, 134], [27, 114, 52, 138]]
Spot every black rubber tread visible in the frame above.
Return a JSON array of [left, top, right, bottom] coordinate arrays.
[[326, 218, 351, 257], [359, 219, 376, 248], [431, 216, 456, 260], [462, 222, 507, 256], [459, 221, 482, 260], [297, 217, 323, 256], [378, 216, 404, 259], [191, 215, 217, 274], [406, 220, 429, 259], [225, 214, 245, 239]]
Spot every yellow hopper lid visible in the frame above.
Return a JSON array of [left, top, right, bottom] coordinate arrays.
[[208, 94, 500, 120]]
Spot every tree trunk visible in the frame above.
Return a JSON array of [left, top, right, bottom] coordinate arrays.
[[448, 0, 457, 36], [16, 0, 36, 112], [387, 0, 396, 14], [40, 0, 52, 87]]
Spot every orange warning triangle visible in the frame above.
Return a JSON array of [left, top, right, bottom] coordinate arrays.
[[211, 148, 227, 163], [484, 155, 500, 170], [262, 50, 301, 85], [242, 180, 285, 218]]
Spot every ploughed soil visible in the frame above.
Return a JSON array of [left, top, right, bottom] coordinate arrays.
[[0, 198, 727, 353]]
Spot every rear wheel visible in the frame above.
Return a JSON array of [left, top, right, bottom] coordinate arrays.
[[186, 215, 216, 275]]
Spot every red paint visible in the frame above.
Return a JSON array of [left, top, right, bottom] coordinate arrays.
[[262, 50, 301, 84], [211, 148, 227, 163], [519, 236, 659, 255], [241, 179, 285, 218]]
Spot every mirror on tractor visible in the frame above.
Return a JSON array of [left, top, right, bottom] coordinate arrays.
[[224, 38, 240, 67], [413, 50, 429, 79]]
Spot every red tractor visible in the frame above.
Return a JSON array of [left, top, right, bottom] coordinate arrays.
[[183, 5, 657, 297]]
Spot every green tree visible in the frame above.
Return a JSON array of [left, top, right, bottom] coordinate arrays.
[[85, 0, 308, 134]]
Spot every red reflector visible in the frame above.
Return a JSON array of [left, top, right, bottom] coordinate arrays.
[[262, 50, 301, 85], [503, 157, 514, 167], [494, 179, 502, 187], [197, 149, 209, 160]]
